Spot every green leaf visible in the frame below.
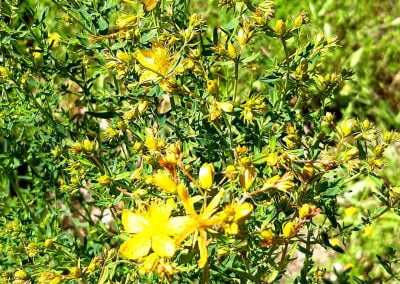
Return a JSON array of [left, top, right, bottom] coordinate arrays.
[[377, 254, 392, 275]]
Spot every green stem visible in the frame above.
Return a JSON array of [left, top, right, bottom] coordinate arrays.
[[280, 37, 290, 110]]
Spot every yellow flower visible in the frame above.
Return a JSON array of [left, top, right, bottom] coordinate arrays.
[[177, 186, 225, 268], [47, 32, 62, 47], [0, 66, 9, 76], [363, 225, 373, 237], [217, 202, 253, 235], [119, 201, 190, 260], [329, 238, 340, 247], [344, 206, 357, 217], [144, 127, 164, 152], [135, 43, 176, 84]]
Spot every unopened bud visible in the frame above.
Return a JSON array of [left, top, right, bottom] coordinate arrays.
[[198, 163, 215, 190], [152, 171, 177, 194], [98, 175, 111, 186], [282, 221, 297, 238], [275, 20, 286, 36]]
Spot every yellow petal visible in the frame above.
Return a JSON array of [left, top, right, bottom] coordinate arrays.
[[197, 229, 208, 268], [119, 234, 151, 260], [167, 216, 197, 241], [149, 203, 172, 225], [139, 70, 159, 83], [121, 210, 149, 234], [203, 190, 224, 219], [135, 50, 156, 70], [152, 234, 176, 258], [177, 185, 197, 216]]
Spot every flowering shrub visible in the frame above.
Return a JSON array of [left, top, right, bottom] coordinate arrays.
[[1, 0, 400, 283]]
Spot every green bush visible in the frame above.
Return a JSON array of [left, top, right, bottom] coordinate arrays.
[[1, 0, 399, 283]]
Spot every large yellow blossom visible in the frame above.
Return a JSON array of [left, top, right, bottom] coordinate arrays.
[[135, 43, 176, 84], [119, 201, 190, 260], [177, 186, 224, 268]]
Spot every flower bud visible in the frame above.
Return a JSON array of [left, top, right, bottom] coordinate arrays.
[[87, 256, 101, 273], [342, 147, 359, 161], [235, 202, 253, 220], [302, 162, 314, 180], [373, 145, 385, 156], [70, 142, 82, 154], [207, 80, 218, 95], [323, 112, 335, 122], [218, 101, 234, 113], [383, 131, 396, 143], [143, 253, 159, 273], [153, 171, 177, 194], [276, 174, 295, 192], [239, 166, 256, 190], [137, 100, 148, 114], [299, 204, 315, 219], [198, 163, 215, 190], [0, 66, 9, 77], [98, 175, 111, 186], [266, 152, 278, 166], [275, 19, 286, 36], [339, 119, 357, 137], [132, 141, 143, 153], [44, 239, 54, 248], [237, 28, 248, 46], [225, 164, 237, 179], [82, 139, 94, 152], [260, 229, 274, 242], [227, 42, 237, 59], [282, 221, 297, 238], [293, 11, 308, 28], [116, 15, 139, 29], [14, 270, 28, 280]]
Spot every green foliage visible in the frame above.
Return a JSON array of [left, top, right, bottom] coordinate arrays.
[[0, 0, 399, 283]]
